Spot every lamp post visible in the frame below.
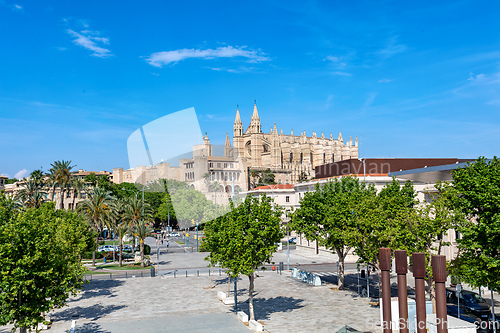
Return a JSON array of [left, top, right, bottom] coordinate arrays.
[[358, 158, 366, 183]]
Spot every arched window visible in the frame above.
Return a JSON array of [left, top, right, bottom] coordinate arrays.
[[290, 153, 293, 164]]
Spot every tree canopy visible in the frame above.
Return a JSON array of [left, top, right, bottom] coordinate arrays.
[[450, 156, 500, 290], [0, 200, 92, 332], [204, 195, 283, 321]]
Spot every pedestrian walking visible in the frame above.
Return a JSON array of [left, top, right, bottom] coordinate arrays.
[[167, 240, 169, 248]]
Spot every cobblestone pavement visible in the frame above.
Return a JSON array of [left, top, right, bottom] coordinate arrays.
[[13, 269, 379, 333]]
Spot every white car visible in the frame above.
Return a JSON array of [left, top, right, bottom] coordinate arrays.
[[98, 245, 116, 252]]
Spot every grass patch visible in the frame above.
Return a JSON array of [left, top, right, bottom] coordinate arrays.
[[95, 263, 150, 271], [175, 241, 184, 245]]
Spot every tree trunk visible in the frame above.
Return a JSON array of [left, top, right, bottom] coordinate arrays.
[[119, 238, 123, 267], [19, 327, 27, 333], [92, 233, 99, 266], [336, 248, 346, 289], [249, 272, 255, 321], [72, 191, 76, 211], [210, 264, 214, 288], [140, 240, 144, 267], [59, 189, 65, 210]]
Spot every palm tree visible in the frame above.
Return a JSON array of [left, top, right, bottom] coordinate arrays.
[[133, 220, 153, 267], [77, 187, 115, 266], [109, 199, 131, 267], [48, 160, 75, 210], [122, 195, 152, 261], [71, 178, 86, 211], [123, 195, 152, 224], [249, 170, 260, 189], [15, 178, 47, 209]]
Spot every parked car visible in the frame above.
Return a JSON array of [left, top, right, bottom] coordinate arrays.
[[447, 304, 487, 332], [168, 232, 180, 237], [288, 237, 297, 244], [446, 288, 491, 320], [98, 245, 116, 252], [122, 245, 133, 252]]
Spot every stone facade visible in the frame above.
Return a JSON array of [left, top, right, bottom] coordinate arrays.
[[112, 103, 359, 199], [233, 103, 358, 185]]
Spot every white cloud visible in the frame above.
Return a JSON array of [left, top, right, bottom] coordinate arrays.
[[66, 27, 112, 58], [376, 37, 407, 59], [378, 78, 393, 83], [12, 4, 22, 11], [331, 71, 351, 76], [324, 55, 346, 68], [55, 46, 67, 51], [467, 73, 486, 82], [145, 46, 269, 67], [14, 169, 29, 179]]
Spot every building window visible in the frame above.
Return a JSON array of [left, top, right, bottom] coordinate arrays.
[[224, 163, 228, 168], [286, 196, 290, 203], [217, 163, 221, 168]]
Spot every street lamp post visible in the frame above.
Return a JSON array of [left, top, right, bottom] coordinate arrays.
[[358, 158, 366, 183], [196, 221, 199, 252]]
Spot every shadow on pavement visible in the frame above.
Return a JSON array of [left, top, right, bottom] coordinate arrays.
[[75, 279, 125, 300], [75, 322, 112, 333], [238, 296, 305, 321], [52, 304, 126, 322]]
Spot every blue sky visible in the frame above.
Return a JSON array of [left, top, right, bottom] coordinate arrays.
[[1, 0, 499, 179]]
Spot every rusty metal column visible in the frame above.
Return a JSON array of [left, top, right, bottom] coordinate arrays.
[[412, 253, 427, 333], [432, 255, 448, 333], [395, 250, 409, 333], [380, 248, 392, 333]]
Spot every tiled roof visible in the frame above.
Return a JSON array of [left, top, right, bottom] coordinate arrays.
[[251, 184, 295, 191]]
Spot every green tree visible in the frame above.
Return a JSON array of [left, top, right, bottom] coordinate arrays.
[[77, 187, 115, 266], [395, 182, 466, 298], [70, 178, 86, 211], [48, 160, 75, 210], [15, 178, 47, 209], [170, 186, 213, 229], [449, 157, 500, 290], [258, 168, 276, 186], [297, 171, 309, 183], [83, 172, 98, 187], [292, 176, 376, 289], [353, 178, 417, 270], [0, 201, 87, 333], [157, 192, 177, 228], [204, 195, 283, 321]]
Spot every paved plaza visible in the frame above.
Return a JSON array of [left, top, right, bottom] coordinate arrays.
[[0, 240, 382, 333], [4, 239, 497, 332], [38, 270, 380, 333]]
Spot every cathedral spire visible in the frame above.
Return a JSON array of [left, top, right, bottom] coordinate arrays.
[[233, 105, 243, 137], [224, 132, 232, 157], [252, 100, 259, 119], [338, 131, 343, 142], [247, 100, 261, 133], [234, 105, 242, 124], [355, 136, 358, 146]]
